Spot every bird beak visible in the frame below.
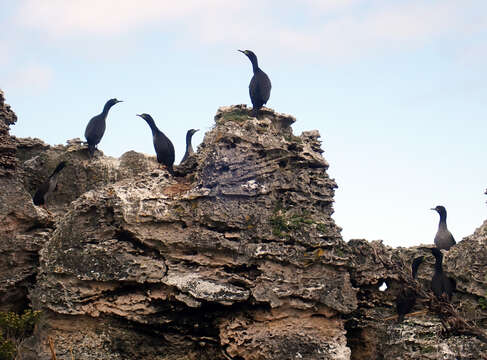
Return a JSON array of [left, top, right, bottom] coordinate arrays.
[[430, 208, 436, 211], [116, 100, 123, 103], [136, 114, 142, 118], [195, 129, 200, 132], [238, 49, 245, 54]]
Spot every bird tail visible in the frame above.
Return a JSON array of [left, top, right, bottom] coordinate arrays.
[[397, 314, 405, 323], [88, 144, 96, 157], [167, 165, 175, 176], [50, 161, 67, 178]]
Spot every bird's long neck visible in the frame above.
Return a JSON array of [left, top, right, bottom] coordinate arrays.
[[101, 103, 113, 117], [146, 118, 160, 135], [438, 212, 447, 229], [185, 132, 194, 153], [250, 58, 259, 74]]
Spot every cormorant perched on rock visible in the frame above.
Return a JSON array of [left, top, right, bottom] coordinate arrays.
[[33, 161, 67, 208], [430, 248, 456, 301], [396, 256, 424, 322], [137, 113, 175, 175], [238, 50, 271, 118], [431, 205, 456, 250], [180, 129, 199, 163], [84, 98, 123, 157]]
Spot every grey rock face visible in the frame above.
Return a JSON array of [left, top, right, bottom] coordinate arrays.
[[27, 105, 352, 359], [1, 92, 486, 359]]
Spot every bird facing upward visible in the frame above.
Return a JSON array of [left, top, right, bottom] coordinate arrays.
[[84, 98, 123, 157], [431, 205, 456, 250], [238, 50, 272, 118], [430, 248, 456, 301], [180, 128, 199, 164], [33, 161, 67, 208], [137, 113, 175, 175]]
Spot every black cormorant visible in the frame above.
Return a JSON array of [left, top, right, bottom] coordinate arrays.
[[396, 256, 424, 322], [430, 248, 455, 301], [33, 161, 67, 208], [238, 50, 271, 118], [431, 205, 456, 250], [180, 129, 199, 163], [137, 113, 175, 175], [84, 98, 123, 157]]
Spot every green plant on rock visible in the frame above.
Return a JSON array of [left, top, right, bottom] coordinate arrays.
[[0, 310, 41, 360], [479, 296, 487, 310], [270, 213, 288, 237], [316, 222, 327, 233], [220, 109, 249, 124], [269, 206, 315, 237]]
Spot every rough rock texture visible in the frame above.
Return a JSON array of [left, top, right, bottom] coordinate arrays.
[[1, 93, 486, 360]]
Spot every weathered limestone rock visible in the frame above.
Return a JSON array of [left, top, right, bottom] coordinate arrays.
[[1, 92, 486, 359], [29, 105, 352, 359], [0, 90, 49, 312]]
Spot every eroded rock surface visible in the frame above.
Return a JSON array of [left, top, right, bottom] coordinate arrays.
[[1, 93, 486, 360]]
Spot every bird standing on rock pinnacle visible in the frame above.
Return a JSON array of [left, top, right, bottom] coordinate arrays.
[[33, 161, 67, 210], [137, 113, 175, 175], [180, 129, 199, 164], [431, 205, 456, 250], [238, 50, 272, 118], [84, 98, 123, 157]]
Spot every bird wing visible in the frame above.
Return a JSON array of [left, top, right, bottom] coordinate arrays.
[[154, 133, 175, 167], [249, 71, 272, 106], [84, 115, 106, 145]]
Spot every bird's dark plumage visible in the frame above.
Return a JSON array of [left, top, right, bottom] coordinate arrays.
[[181, 129, 199, 164], [33, 161, 67, 206], [431, 205, 456, 250], [239, 50, 271, 118], [84, 98, 122, 157], [137, 114, 175, 175], [430, 248, 455, 301], [396, 256, 424, 322]]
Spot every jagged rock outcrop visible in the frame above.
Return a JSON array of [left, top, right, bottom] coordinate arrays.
[[1, 90, 486, 359], [28, 105, 353, 359]]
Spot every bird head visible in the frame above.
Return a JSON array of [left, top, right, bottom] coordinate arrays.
[[238, 49, 258, 64], [106, 98, 123, 108], [137, 113, 151, 121], [136, 113, 156, 126], [430, 205, 447, 216], [188, 129, 199, 136]]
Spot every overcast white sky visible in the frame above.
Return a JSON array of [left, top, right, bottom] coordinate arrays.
[[1, 0, 486, 247]]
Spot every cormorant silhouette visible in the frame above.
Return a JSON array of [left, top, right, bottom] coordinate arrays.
[[431, 205, 456, 250], [238, 50, 271, 118], [181, 129, 199, 164], [33, 161, 67, 208], [84, 98, 122, 157], [396, 256, 424, 322], [137, 113, 175, 175], [430, 248, 455, 301]]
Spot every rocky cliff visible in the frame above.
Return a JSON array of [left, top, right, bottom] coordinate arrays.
[[0, 90, 486, 360]]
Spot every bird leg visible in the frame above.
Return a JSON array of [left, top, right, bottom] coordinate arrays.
[[40, 204, 53, 216]]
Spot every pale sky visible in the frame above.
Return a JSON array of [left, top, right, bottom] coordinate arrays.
[[1, 1, 486, 247]]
